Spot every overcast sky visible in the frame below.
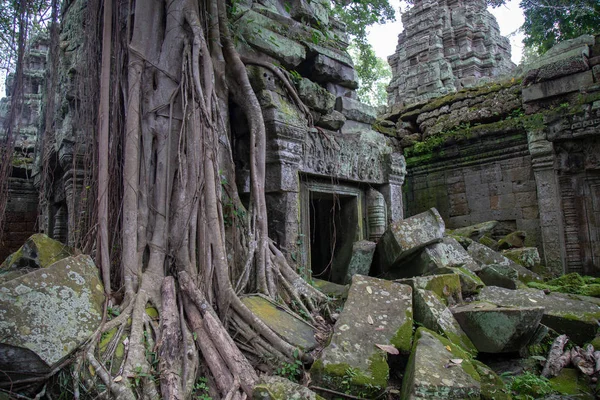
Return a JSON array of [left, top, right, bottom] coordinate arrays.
[[367, 0, 525, 65]]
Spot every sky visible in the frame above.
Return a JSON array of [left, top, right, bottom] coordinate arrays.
[[367, 0, 526, 65]]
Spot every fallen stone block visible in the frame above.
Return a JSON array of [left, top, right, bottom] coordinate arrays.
[[472, 360, 513, 400], [413, 288, 476, 354], [376, 208, 445, 274], [468, 241, 541, 283], [448, 221, 498, 241], [478, 264, 520, 290], [312, 279, 348, 299], [253, 375, 324, 399], [477, 286, 600, 344], [331, 240, 376, 285], [502, 247, 541, 270], [311, 54, 358, 89], [452, 302, 544, 353], [397, 274, 462, 306], [427, 266, 485, 296], [497, 230, 527, 250], [241, 295, 317, 351], [0, 255, 105, 383], [0, 233, 74, 282], [310, 275, 413, 397], [408, 237, 481, 276], [401, 328, 481, 399]]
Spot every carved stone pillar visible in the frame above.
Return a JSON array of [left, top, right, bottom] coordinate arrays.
[[380, 153, 407, 223], [528, 129, 565, 275]]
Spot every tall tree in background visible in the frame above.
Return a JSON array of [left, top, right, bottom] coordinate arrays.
[[520, 0, 600, 54]]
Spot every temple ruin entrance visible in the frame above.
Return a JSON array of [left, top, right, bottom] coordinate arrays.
[[301, 181, 365, 284]]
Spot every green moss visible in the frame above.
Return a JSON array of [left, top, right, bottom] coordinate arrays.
[[423, 274, 461, 305], [312, 358, 387, 397], [472, 360, 512, 400], [549, 368, 592, 397], [527, 273, 600, 298], [390, 308, 413, 352]]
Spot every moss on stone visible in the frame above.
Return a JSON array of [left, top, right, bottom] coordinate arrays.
[[472, 360, 512, 400], [310, 358, 386, 398], [528, 273, 600, 298], [549, 368, 593, 398], [390, 308, 414, 352]]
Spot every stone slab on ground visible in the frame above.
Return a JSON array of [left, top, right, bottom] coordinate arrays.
[[452, 302, 544, 353], [310, 275, 413, 397], [312, 279, 348, 299], [241, 295, 317, 351], [472, 360, 513, 400], [502, 247, 541, 270], [478, 264, 520, 290], [413, 288, 476, 354], [377, 208, 445, 274], [253, 375, 324, 400], [477, 286, 600, 344], [331, 240, 376, 285], [448, 221, 498, 241], [0, 255, 104, 382], [401, 327, 481, 399]]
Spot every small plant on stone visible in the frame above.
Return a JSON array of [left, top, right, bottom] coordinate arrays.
[[274, 349, 303, 382], [509, 372, 555, 400]]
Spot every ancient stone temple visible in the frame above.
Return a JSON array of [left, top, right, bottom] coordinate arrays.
[[387, 0, 515, 107], [0, 35, 48, 262]]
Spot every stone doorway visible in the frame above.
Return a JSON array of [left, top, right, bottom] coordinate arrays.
[[301, 181, 365, 284]]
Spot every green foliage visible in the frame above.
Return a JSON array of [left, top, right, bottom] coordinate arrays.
[[332, 0, 396, 107], [509, 372, 555, 400], [520, 0, 600, 55], [405, 122, 472, 157], [348, 43, 391, 107], [193, 377, 212, 400], [274, 349, 303, 382], [527, 272, 600, 297]]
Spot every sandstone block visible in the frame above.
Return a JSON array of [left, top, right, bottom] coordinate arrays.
[[331, 240, 376, 285], [334, 96, 377, 124]]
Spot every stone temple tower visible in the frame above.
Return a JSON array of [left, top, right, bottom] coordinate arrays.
[[387, 0, 515, 107]]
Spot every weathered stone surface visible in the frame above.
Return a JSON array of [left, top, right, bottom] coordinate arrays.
[[502, 247, 541, 270], [315, 110, 345, 131], [376, 208, 445, 274], [478, 264, 520, 290], [401, 328, 481, 399], [427, 266, 485, 295], [452, 302, 544, 353], [334, 96, 377, 124], [467, 241, 541, 283], [312, 279, 348, 299], [410, 237, 481, 275], [311, 54, 358, 89], [397, 274, 462, 306], [253, 375, 324, 400], [497, 230, 527, 250], [413, 288, 476, 354], [472, 360, 513, 400], [449, 221, 499, 241], [0, 255, 104, 382], [340, 119, 372, 134], [297, 78, 336, 114], [241, 295, 317, 350], [477, 286, 600, 344], [310, 275, 413, 396], [236, 11, 306, 68], [0, 233, 74, 279], [387, 0, 514, 107], [548, 368, 595, 399], [331, 240, 376, 285], [522, 70, 595, 103]]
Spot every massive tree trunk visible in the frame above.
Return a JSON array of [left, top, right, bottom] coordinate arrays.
[[85, 0, 327, 398]]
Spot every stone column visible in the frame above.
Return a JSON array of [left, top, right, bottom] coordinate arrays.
[[380, 153, 407, 223], [528, 130, 565, 275]]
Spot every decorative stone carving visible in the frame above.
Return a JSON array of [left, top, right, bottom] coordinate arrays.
[[387, 0, 514, 107]]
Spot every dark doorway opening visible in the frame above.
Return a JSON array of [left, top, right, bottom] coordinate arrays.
[[309, 191, 359, 283]]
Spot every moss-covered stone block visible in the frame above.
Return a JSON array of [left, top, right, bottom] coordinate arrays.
[[452, 302, 544, 353], [549, 368, 594, 399], [428, 266, 485, 296], [397, 274, 462, 306], [472, 360, 513, 400], [310, 275, 413, 397], [253, 375, 324, 400], [242, 295, 317, 351], [468, 241, 541, 284], [413, 288, 477, 355], [401, 327, 481, 399], [312, 279, 348, 299], [0, 233, 74, 282], [477, 286, 600, 344], [0, 255, 104, 382]]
